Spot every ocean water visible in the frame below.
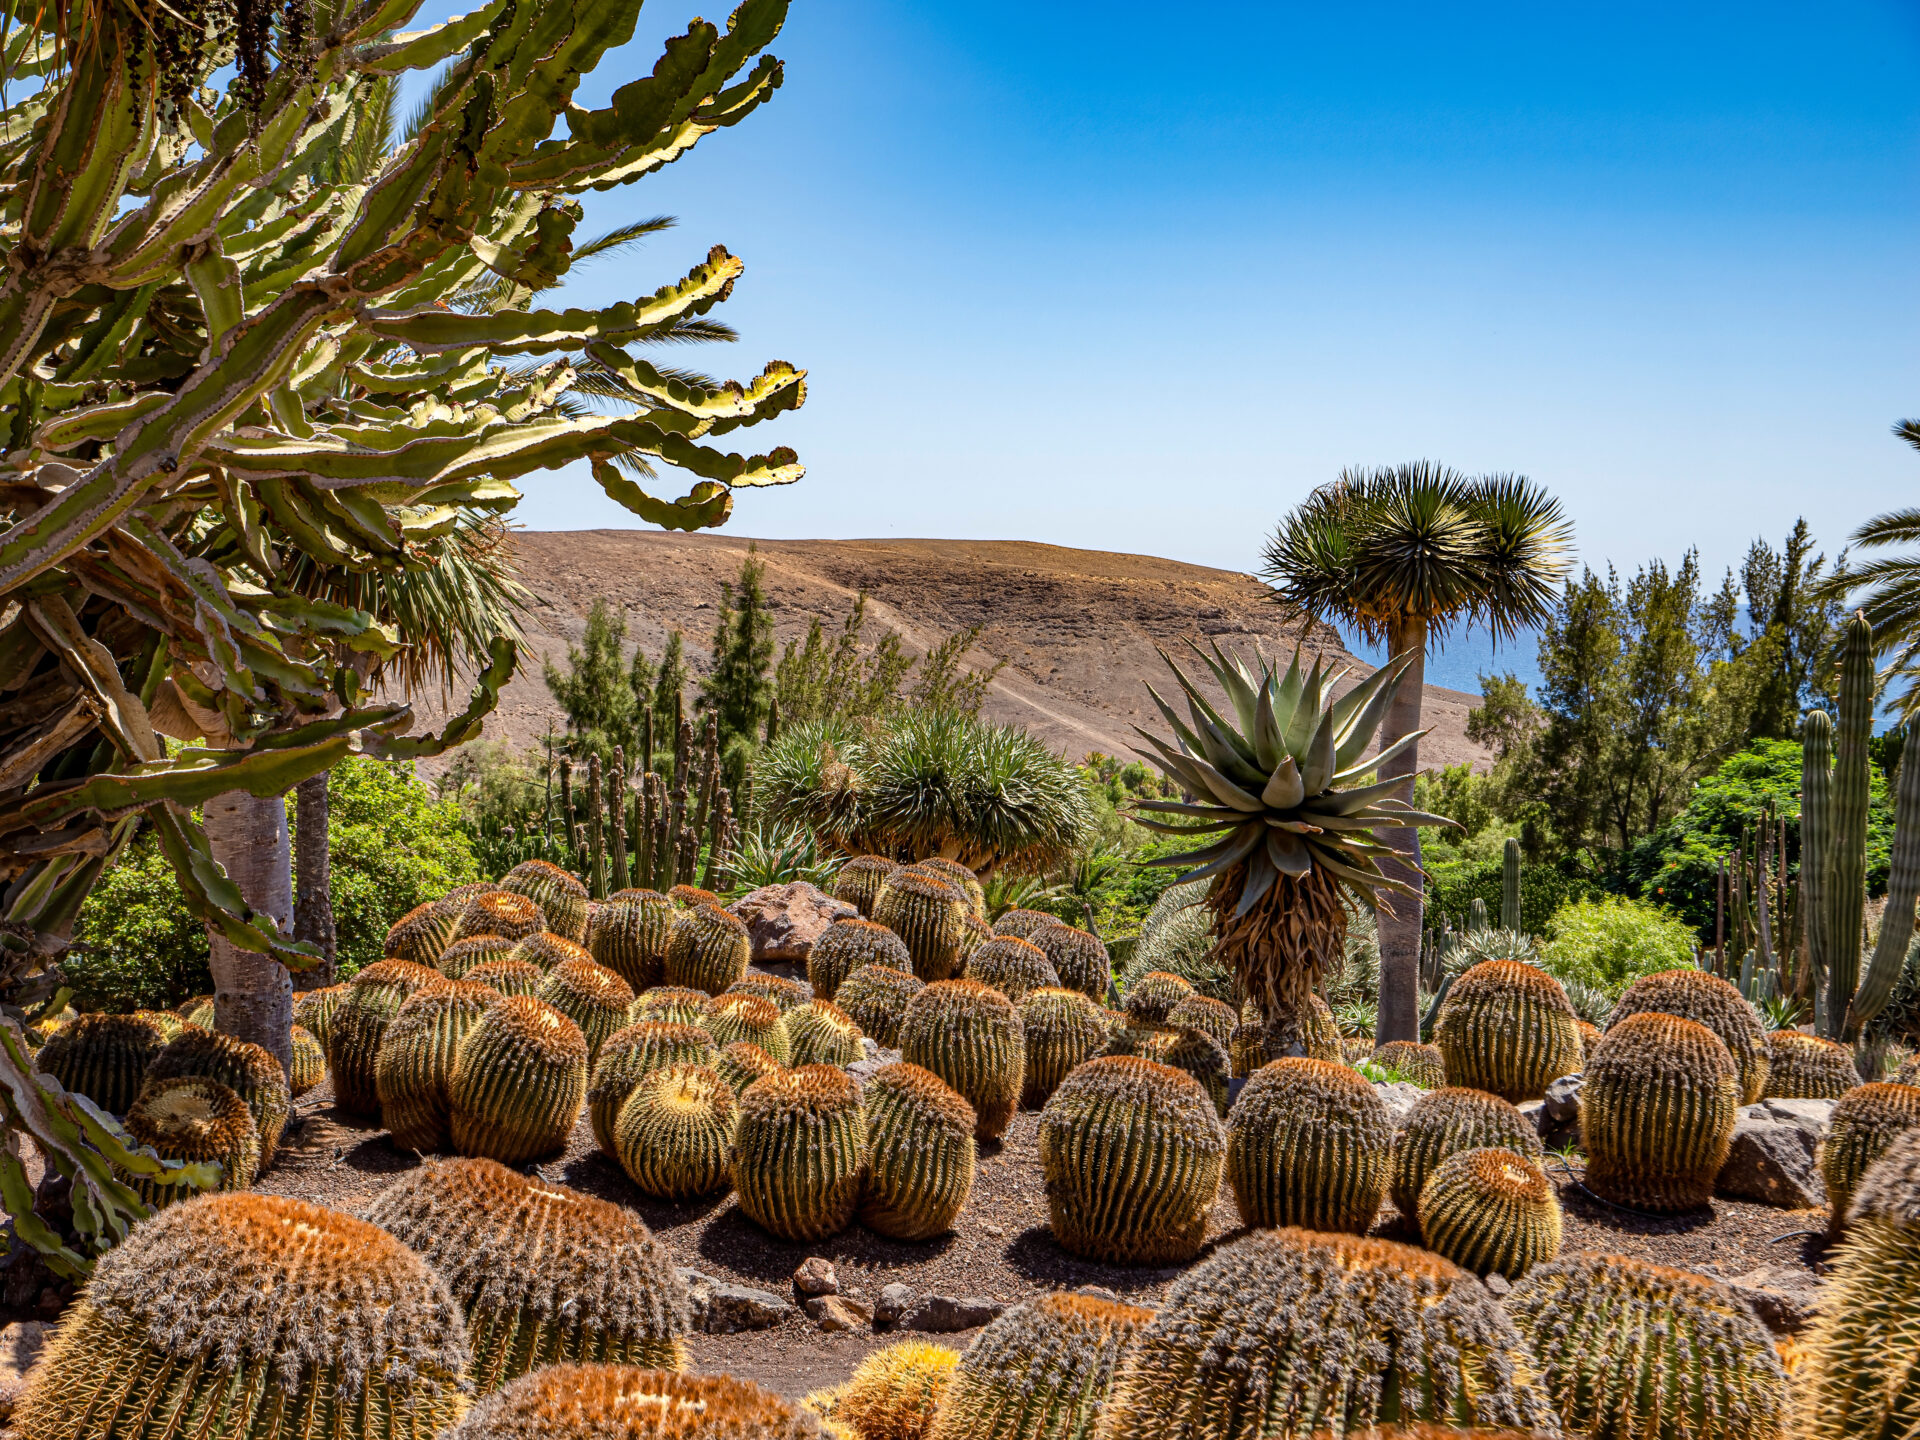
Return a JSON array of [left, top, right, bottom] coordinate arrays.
[[1338, 623, 1544, 700]]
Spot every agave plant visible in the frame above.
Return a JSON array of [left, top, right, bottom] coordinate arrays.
[[1130, 644, 1455, 1033]]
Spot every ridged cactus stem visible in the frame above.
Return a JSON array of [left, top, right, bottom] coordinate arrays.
[[647, 771, 669, 892], [1827, 611, 1873, 1039], [668, 719, 692, 887], [1852, 709, 1920, 1031], [587, 752, 606, 901], [560, 759, 579, 874], [1501, 837, 1521, 931], [1803, 709, 1833, 1030], [609, 747, 631, 895]]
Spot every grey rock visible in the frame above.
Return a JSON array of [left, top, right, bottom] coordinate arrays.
[[677, 1269, 793, 1334], [729, 882, 856, 963], [1720, 1264, 1826, 1334], [1480, 1272, 1512, 1298], [1544, 1072, 1583, 1124], [875, 1282, 915, 1324], [1519, 1098, 1581, 1150], [1716, 1116, 1826, 1209], [0, 1320, 48, 1420], [1372, 1081, 1426, 1123], [1756, 1096, 1838, 1138], [902, 1294, 1009, 1333]]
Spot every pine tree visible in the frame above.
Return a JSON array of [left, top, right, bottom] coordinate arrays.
[[544, 600, 641, 761], [652, 630, 690, 762], [700, 550, 776, 755]]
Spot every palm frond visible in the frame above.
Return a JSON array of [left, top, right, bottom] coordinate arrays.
[[571, 215, 676, 264]]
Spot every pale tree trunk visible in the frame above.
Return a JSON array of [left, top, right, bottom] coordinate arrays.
[[292, 772, 336, 988], [1375, 616, 1428, 1044], [201, 790, 295, 1077]]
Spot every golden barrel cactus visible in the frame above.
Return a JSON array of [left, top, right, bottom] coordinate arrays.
[[535, 957, 636, 1062], [497, 859, 590, 943], [1764, 1031, 1859, 1101], [438, 936, 515, 981], [1583, 1012, 1739, 1213], [833, 854, 900, 918], [1389, 1086, 1544, 1223], [808, 916, 914, 1000], [835, 963, 925, 1048], [293, 983, 348, 1052], [993, 908, 1062, 940], [828, 1339, 960, 1440], [1820, 1080, 1920, 1236], [874, 871, 971, 983], [663, 905, 752, 995], [1165, 993, 1236, 1048], [384, 897, 464, 967], [700, 992, 793, 1064], [1122, 970, 1194, 1030], [146, 1026, 293, 1166], [613, 1062, 738, 1202], [588, 889, 676, 991], [117, 1076, 259, 1207], [964, 935, 1061, 1004], [506, 932, 595, 973], [329, 958, 451, 1116], [784, 1000, 863, 1068], [860, 1062, 977, 1241], [1029, 923, 1111, 1004], [451, 891, 547, 946], [715, 1041, 787, 1096], [1018, 986, 1111, 1109], [928, 1292, 1152, 1440], [728, 973, 814, 1014], [900, 979, 1025, 1141], [914, 856, 987, 918], [629, 985, 712, 1027], [1434, 959, 1583, 1102], [1227, 1057, 1393, 1234], [446, 996, 589, 1165], [732, 1065, 868, 1243], [34, 1011, 169, 1116], [288, 1024, 327, 1096], [448, 1365, 814, 1440], [462, 957, 545, 999], [1607, 968, 1769, 1105], [588, 1021, 716, 1155], [1416, 1147, 1562, 1281], [376, 981, 501, 1153]]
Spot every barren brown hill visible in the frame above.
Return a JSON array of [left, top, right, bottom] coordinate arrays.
[[427, 531, 1490, 771]]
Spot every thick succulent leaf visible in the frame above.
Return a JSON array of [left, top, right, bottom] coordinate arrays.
[[1330, 727, 1427, 785], [351, 0, 515, 75], [1331, 656, 1411, 771], [1162, 653, 1263, 779], [1299, 775, 1415, 817], [1252, 679, 1286, 772], [1234, 848, 1280, 919], [1298, 706, 1337, 796], [1153, 822, 1266, 886], [1284, 655, 1325, 761], [1260, 754, 1305, 810], [1187, 638, 1259, 739], [1265, 828, 1312, 877]]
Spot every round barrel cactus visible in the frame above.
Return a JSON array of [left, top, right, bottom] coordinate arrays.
[[383, 896, 464, 967], [700, 992, 793, 1064], [784, 1000, 863, 1067], [1039, 1055, 1224, 1265], [837, 962, 926, 1048], [1140, 1027, 1232, 1117], [732, 1065, 868, 1242], [462, 957, 545, 999], [1019, 986, 1111, 1108], [1416, 1147, 1562, 1281], [362, 1156, 691, 1394], [833, 854, 900, 918], [715, 1041, 786, 1096], [809, 916, 914, 1000], [587, 1021, 716, 1155], [861, 1061, 977, 1240], [1390, 1086, 1544, 1222], [35, 1011, 169, 1116], [176, 995, 217, 1028], [958, 910, 995, 968], [629, 984, 713, 1027], [288, 1024, 326, 1096], [669, 883, 725, 910], [534, 957, 635, 1062], [1123, 971, 1195, 1030], [874, 871, 971, 982], [451, 890, 547, 946], [929, 1292, 1152, 1440], [728, 973, 814, 1013], [1029, 923, 1111, 1003], [146, 1027, 292, 1166], [1165, 993, 1236, 1048], [587, 888, 675, 991], [13, 1193, 469, 1440], [965, 935, 1061, 1003], [1584, 1012, 1739, 1213], [329, 958, 452, 1116], [376, 981, 501, 1152], [613, 1061, 738, 1201], [438, 935, 515, 981], [1608, 968, 1770, 1105], [506, 932, 595, 973], [447, 996, 590, 1164], [826, 1339, 960, 1440], [1507, 1251, 1788, 1440], [118, 1076, 258, 1207], [1821, 1080, 1920, 1236], [1372, 1039, 1448, 1089], [1227, 1057, 1393, 1234], [448, 1365, 814, 1440], [914, 856, 988, 917], [292, 983, 348, 1053], [1765, 1030, 1858, 1101], [994, 908, 1063, 940], [1434, 959, 1583, 1101], [497, 859, 590, 943], [900, 979, 1025, 1140], [1576, 1017, 1605, 1064], [663, 904, 752, 995]]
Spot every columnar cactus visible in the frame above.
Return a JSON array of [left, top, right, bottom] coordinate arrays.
[[837, 964, 928, 1048], [447, 997, 590, 1165], [147, 1028, 293, 1166], [874, 871, 972, 982], [1227, 1057, 1393, 1233], [861, 1062, 977, 1240], [614, 1062, 740, 1202], [629, 985, 713, 1027], [1765, 1030, 1860, 1100], [451, 891, 548, 946], [732, 1065, 869, 1242], [449, 1366, 814, 1440], [828, 1339, 961, 1440], [784, 1000, 863, 1067], [900, 979, 1025, 1140], [498, 860, 591, 944], [1415, 1147, 1562, 1281], [965, 935, 1061, 1003], [1820, 1081, 1920, 1235], [1389, 1087, 1545, 1221], [1166, 993, 1236, 1048], [1607, 969, 1770, 1105], [439, 936, 517, 981], [1123, 971, 1196, 1030], [587, 1022, 717, 1155], [118, 1077, 259, 1207], [385, 897, 465, 967], [928, 1292, 1153, 1440], [293, 985, 348, 1053], [834, 855, 900, 918], [588, 890, 676, 992], [330, 959, 453, 1116], [462, 958, 546, 999], [1039, 1056, 1225, 1265], [808, 916, 915, 1000], [664, 905, 753, 995], [1371, 1039, 1448, 1089], [995, 909, 1064, 940], [715, 1041, 787, 1096], [701, 992, 794, 1064], [729, 974, 815, 1013], [535, 958, 636, 1062], [1434, 959, 1583, 1101], [1029, 924, 1111, 1003], [34, 1012, 169, 1116], [362, 1157, 691, 1395], [1095, 1228, 1556, 1438], [289, 1026, 327, 1097], [376, 982, 502, 1153], [1502, 835, 1523, 930], [1506, 1251, 1788, 1440], [1584, 1013, 1740, 1213], [13, 1194, 470, 1440]]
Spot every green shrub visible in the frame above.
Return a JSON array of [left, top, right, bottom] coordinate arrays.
[[1428, 858, 1594, 936], [1537, 896, 1698, 996], [69, 837, 213, 1012]]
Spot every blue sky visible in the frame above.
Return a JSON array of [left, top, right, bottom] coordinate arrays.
[[476, 0, 1918, 667]]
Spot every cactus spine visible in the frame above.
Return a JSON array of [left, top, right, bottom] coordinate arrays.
[[34, 1012, 168, 1116], [809, 916, 913, 1000], [446, 997, 590, 1164], [900, 979, 1025, 1140], [783, 1000, 863, 1068], [964, 935, 1061, 1004], [288, 1026, 326, 1096], [145, 1028, 292, 1167], [451, 891, 548, 946], [929, 1293, 1153, 1440], [1764, 1030, 1859, 1100], [534, 958, 635, 1062], [860, 1062, 977, 1241], [587, 1022, 716, 1154], [995, 909, 1063, 940], [874, 872, 971, 982], [1820, 1081, 1920, 1235], [449, 1366, 809, 1440], [1416, 1147, 1562, 1281], [826, 1339, 960, 1440], [498, 859, 590, 943], [834, 855, 901, 918], [330, 959, 452, 1116], [1607, 968, 1769, 1105], [731, 1065, 869, 1242], [1227, 1057, 1393, 1234], [613, 1062, 738, 1201], [663, 904, 752, 995], [292, 985, 347, 1053], [628, 985, 712, 1027], [462, 958, 545, 999], [1389, 1086, 1545, 1223], [587, 889, 675, 992], [438, 936, 515, 981], [1434, 959, 1582, 1101], [1030, 924, 1111, 1004], [837, 963, 928, 1049], [728, 973, 814, 1013], [1123, 970, 1195, 1030], [384, 898, 464, 967], [1502, 835, 1522, 930], [1583, 1012, 1740, 1213], [1165, 993, 1236, 1048], [715, 1041, 786, 1095], [376, 982, 500, 1153], [118, 1077, 259, 1206]]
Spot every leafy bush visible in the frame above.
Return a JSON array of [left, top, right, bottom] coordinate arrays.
[[1537, 895, 1699, 996], [68, 837, 212, 1012], [1427, 857, 1595, 936]]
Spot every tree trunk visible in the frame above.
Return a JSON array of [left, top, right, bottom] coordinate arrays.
[[1375, 616, 1428, 1044], [201, 790, 295, 1077], [292, 771, 336, 989]]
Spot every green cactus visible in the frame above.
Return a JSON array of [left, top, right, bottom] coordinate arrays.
[[534, 957, 636, 1062], [874, 871, 972, 982], [1039, 1055, 1224, 1265], [328, 959, 452, 1117], [503, 933, 592, 974], [1015, 987, 1111, 1110], [964, 935, 1061, 1003], [288, 1026, 326, 1098], [292, 985, 348, 1054], [1797, 1127, 1920, 1439], [1140, 1027, 1233, 1117], [1371, 1039, 1448, 1089], [1096, 1227, 1556, 1438], [363, 1156, 691, 1396], [670, 885, 727, 910], [731, 1065, 869, 1243], [384, 897, 465, 967], [1821, 1081, 1920, 1236], [663, 904, 753, 995], [447, 996, 590, 1165], [836, 963, 927, 1048], [376, 982, 501, 1153], [1389, 1086, 1545, 1222], [928, 1292, 1153, 1440], [1506, 1251, 1788, 1440], [178, 996, 217, 1030], [146, 1027, 292, 1167], [13, 1194, 470, 1440], [462, 958, 546, 999], [1416, 1147, 1562, 1281], [587, 889, 676, 992], [629, 985, 713, 1027], [860, 1062, 977, 1241], [448, 1366, 814, 1440], [587, 1022, 717, 1155], [834, 855, 901, 918], [900, 979, 1025, 1140], [613, 1061, 738, 1202], [1123, 970, 1196, 1029], [808, 916, 914, 1000], [451, 891, 549, 946], [715, 1041, 787, 1096], [1607, 968, 1770, 1105], [701, 992, 793, 1064], [1227, 1057, 1393, 1233], [728, 973, 815, 1013], [1852, 670, 1920, 1033], [498, 860, 591, 944], [438, 936, 517, 981], [1584, 1012, 1740, 1213], [1765, 1030, 1859, 1100], [1029, 924, 1112, 1004], [1433, 959, 1583, 1101], [994, 909, 1064, 940], [34, 1012, 169, 1116], [1823, 613, 1874, 1038], [959, 910, 996, 968], [783, 1000, 863, 1068], [117, 1077, 259, 1208], [1166, 993, 1236, 1048]]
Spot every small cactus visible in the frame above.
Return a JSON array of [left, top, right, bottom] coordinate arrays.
[[833, 854, 900, 918], [362, 1156, 691, 1394], [1507, 1251, 1788, 1440], [1608, 968, 1770, 1105], [1416, 1147, 1562, 1281], [448, 1365, 813, 1440], [1124, 970, 1197, 1029], [497, 858, 590, 943], [874, 871, 971, 982], [535, 958, 635, 1062], [1371, 1039, 1448, 1089], [994, 908, 1063, 939], [715, 1041, 786, 1096], [1765, 1030, 1859, 1101], [861, 1062, 977, 1241], [288, 1025, 326, 1096], [438, 935, 515, 981], [34, 1011, 169, 1115], [1584, 1012, 1740, 1213], [177, 995, 216, 1028], [1039, 1056, 1224, 1265], [1028, 923, 1111, 1003], [663, 904, 752, 995], [1227, 1057, 1393, 1233], [446, 996, 589, 1164], [928, 1292, 1152, 1440], [383, 896, 465, 966], [1820, 1080, 1920, 1235], [587, 888, 675, 991], [505, 932, 595, 973], [784, 1000, 863, 1068], [701, 992, 793, 1064], [462, 957, 545, 998], [900, 979, 1025, 1140], [376, 981, 501, 1152], [451, 890, 547, 945], [728, 973, 814, 1013], [292, 984, 348, 1052], [964, 935, 1061, 1003], [1434, 959, 1583, 1101], [808, 916, 914, 1001], [827, 1338, 960, 1440], [614, 1061, 738, 1201], [732, 1065, 868, 1242], [1018, 987, 1112, 1108], [836, 963, 926, 1048], [329, 958, 452, 1116], [1165, 993, 1236, 1048], [1389, 1086, 1545, 1222], [587, 1021, 716, 1154], [146, 1027, 293, 1166], [118, 1077, 258, 1207], [628, 984, 711, 1027]]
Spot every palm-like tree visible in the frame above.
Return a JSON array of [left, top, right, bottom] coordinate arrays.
[[1828, 422, 1920, 719], [1261, 463, 1571, 1042]]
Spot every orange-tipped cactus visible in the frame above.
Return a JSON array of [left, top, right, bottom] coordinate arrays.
[[1607, 968, 1770, 1105], [462, 957, 545, 999], [663, 905, 752, 995], [329, 958, 451, 1116], [1029, 923, 1111, 1003], [438, 936, 516, 981], [1434, 959, 1583, 1102], [587, 1022, 716, 1155], [146, 1026, 292, 1166], [1227, 1057, 1392, 1234], [860, 1062, 977, 1241], [964, 935, 1061, 1004], [451, 890, 547, 946], [900, 979, 1025, 1140], [117, 1076, 259, 1207], [497, 859, 590, 943], [34, 1011, 169, 1116], [809, 916, 914, 1000], [1584, 1012, 1740, 1213], [732, 1065, 868, 1242], [377, 981, 501, 1152], [1018, 986, 1109, 1108], [588, 889, 675, 991], [833, 855, 900, 918], [837, 963, 925, 1048], [613, 1062, 738, 1202], [535, 957, 636, 1062], [874, 871, 971, 983], [447, 1365, 813, 1440], [446, 997, 589, 1164], [1821, 1081, 1920, 1236]]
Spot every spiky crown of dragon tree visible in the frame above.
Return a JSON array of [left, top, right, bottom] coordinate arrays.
[[1131, 644, 1453, 1019]]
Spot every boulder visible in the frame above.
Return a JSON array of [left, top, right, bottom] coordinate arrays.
[[1518, 1098, 1580, 1151], [1716, 1115, 1826, 1209], [1543, 1072, 1583, 1125], [793, 1257, 838, 1296], [678, 1269, 794, 1333], [875, 1281, 915, 1324], [808, 1294, 873, 1332], [729, 883, 856, 964], [1753, 1096, 1837, 1140], [0, 1320, 48, 1421], [901, 1294, 1008, 1333], [1372, 1081, 1427, 1123], [1719, 1264, 1825, 1334]]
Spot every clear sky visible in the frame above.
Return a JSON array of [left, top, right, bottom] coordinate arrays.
[[485, 1, 1918, 630]]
